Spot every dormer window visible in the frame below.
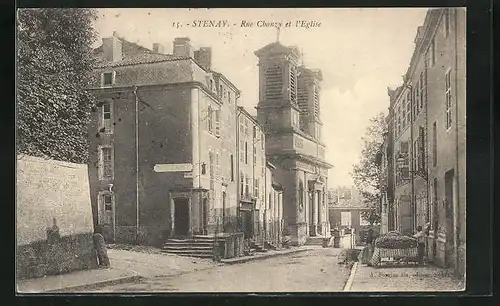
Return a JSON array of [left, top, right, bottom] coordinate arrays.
[[101, 71, 116, 87]]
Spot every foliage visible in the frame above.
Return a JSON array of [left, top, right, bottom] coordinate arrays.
[[17, 8, 98, 163], [351, 112, 388, 225]]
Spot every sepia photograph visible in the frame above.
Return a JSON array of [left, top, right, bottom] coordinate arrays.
[[16, 7, 466, 293]]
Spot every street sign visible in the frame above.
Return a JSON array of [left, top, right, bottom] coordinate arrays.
[[154, 163, 193, 173]]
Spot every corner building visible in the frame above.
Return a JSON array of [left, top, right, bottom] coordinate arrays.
[[254, 42, 332, 246], [88, 35, 240, 245]]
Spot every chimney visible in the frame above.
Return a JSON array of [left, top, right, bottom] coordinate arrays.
[[173, 37, 194, 58], [153, 43, 165, 54], [102, 35, 122, 63], [194, 47, 212, 70]]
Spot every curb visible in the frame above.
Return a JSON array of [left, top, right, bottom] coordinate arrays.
[[343, 261, 358, 292], [220, 248, 312, 265], [43, 274, 142, 293]]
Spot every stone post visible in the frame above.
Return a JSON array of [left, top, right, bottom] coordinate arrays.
[[318, 190, 324, 236]]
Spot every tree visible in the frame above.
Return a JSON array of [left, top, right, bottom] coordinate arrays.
[[351, 112, 388, 225], [17, 8, 98, 164]]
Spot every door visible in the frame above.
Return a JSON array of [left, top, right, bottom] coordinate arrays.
[[202, 198, 208, 235], [444, 170, 455, 268], [241, 210, 253, 238], [174, 198, 190, 236]]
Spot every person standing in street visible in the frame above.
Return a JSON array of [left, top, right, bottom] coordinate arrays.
[[413, 225, 426, 265]]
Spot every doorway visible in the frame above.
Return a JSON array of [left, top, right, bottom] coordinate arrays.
[[174, 198, 190, 237], [444, 170, 455, 268], [241, 210, 253, 239]]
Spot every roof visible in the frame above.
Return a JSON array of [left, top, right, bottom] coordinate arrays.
[[94, 37, 188, 68], [254, 41, 301, 58], [237, 106, 262, 127]]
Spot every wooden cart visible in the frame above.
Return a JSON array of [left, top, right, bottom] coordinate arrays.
[[369, 246, 419, 267]]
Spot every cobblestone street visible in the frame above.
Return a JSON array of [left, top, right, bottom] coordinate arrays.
[[88, 248, 351, 292]]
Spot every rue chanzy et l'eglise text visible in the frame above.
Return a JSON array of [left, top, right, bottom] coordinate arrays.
[[172, 20, 322, 29]]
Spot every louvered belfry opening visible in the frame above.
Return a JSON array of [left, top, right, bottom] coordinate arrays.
[[313, 85, 320, 118], [289, 65, 297, 104], [265, 64, 283, 100]]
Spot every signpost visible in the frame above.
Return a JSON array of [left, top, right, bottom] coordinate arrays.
[[153, 163, 193, 173]]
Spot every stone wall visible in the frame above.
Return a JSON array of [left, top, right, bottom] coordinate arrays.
[[16, 155, 97, 279]]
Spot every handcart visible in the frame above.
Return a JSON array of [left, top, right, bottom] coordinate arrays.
[[369, 246, 419, 267]]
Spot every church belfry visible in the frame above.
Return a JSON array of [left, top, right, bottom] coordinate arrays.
[[254, 42, 302, 134], [297, 67, 323, 140]]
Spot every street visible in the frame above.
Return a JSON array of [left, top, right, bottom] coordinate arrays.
[[87, 248, 352, 292]]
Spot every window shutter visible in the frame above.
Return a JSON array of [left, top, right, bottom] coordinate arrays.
[[215, 110, 221, 137]]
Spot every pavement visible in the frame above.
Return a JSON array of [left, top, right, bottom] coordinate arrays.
[[88, 247, 352, 292], [16, 267, 140, 293], [346, 261, 465, 292], [16, 244, 321, 293]]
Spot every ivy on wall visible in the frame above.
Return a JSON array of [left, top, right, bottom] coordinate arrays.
[[17, 8, 98, 164]]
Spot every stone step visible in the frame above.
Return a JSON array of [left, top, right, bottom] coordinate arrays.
[[164, 241, 214, 247], [161, 248, 213, 255], [162, 252, 214, 258], [163, 245, 213, 251]]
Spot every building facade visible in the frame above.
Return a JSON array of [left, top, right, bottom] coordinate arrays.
[[254, 42, 332, 246], [382, 8, 465, 276], [88, 34, 241, 245]]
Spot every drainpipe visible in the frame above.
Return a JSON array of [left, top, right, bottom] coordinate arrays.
[[453, 8, 461, 274], [133, 86, 140, 243]]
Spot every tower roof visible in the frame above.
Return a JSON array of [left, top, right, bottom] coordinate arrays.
[[298, 66, 323, 81], [254, 42, 301, 58]]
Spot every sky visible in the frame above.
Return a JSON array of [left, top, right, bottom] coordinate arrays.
[[93, 8, 428, 187]]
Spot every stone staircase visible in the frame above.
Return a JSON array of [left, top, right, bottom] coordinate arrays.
[[161, 235, 216, 258]]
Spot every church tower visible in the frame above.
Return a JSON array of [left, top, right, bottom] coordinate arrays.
[[254, 42, 333, 246], [254, 42, 301, 134], [297, 67, 323, 140]]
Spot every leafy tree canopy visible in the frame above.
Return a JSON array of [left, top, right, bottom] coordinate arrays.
[[17, 8, 98, 163], [351, 112, 388, 225]]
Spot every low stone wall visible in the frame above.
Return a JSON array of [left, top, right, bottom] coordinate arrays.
[[16, 155, 97, 279]]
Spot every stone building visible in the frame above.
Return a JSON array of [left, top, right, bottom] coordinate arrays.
[[88, 34, 240, 245], [236, 106, 267, 239], [254, 41, 333, 245], [384, 8, 465, 276]]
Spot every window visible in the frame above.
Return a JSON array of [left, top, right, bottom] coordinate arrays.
[[413, 87, 418, 120], [207, 106, 213, 132], [445, 69, 453, 129], [413, 140, 418, 172], [99, 146, 114, 180], [99, 192, 114, 224], [261, 133, 264, 149], [216, 150, 220, 179], [254, 178, 259, 197], [240, 140, 245, 162], [418, 126, 426, 171], [415, 80, 420, 113], [101, 101, 113, 134], [215, 109, 221, 137], [444, 9, 450, 37], [400, 141, 409, 154], [230, 154, 234, 182], [420, 72, 426, 109], [360, 214, 370, 226], [244, 119, 249, 136], [430, 40, 436, 66], [253, 147, 257, 164], [101, 71, 115, 87], [209, 151, 214, 190], [341, 212, 351, 226], [245, 141, 248, 164], [406, 99, 411, 124], [433, 121, 438, 166], [245, 177, 250, 196], [240, 173, 244, 196]]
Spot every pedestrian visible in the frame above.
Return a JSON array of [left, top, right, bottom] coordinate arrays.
[[413, 225, 426, 265]]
